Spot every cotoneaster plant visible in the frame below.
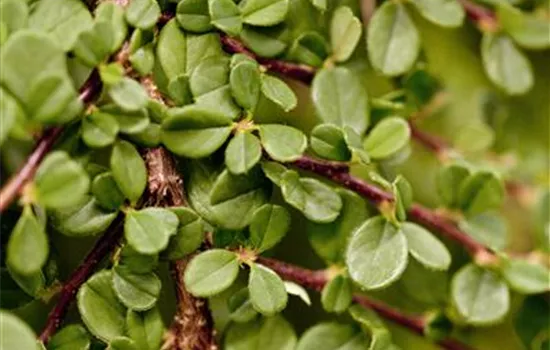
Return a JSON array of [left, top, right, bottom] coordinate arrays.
[[0, 0, 548, 349]]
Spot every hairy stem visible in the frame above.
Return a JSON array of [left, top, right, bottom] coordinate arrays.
[[256, 257, 473, 350]]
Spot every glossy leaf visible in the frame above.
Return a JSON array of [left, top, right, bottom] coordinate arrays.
[[501, 259, 550, 294], [82, 112, 119, 148], [249, 263, 288, 315], [210, 0, 243, 36], [310, 124, 352, 161], [230, 61, 261, 111], [497, 4, 550, 49], [125, 0, 160, 30], [367, 2, 419, 76], [363, 117, 410, 159], [0, 311, 39, 350], [402, 222, 451, 270], [260, 74, 297, 112], [346, 216, 408, 290], [311, 67, 369, 134], [458, 171, 504, 216], [281, 171, 342, 223], [225, 315, 296, 350], [112, 266, 161, 311], [321, 275, 352, 314], [240, 0, 289, 26], [409, 0, 465, 28], [451, 264, 510, 325], [225, 132, 263, 175], [330, 6, 362, 62], [259, 124, 307, 162], [124, 208, 179, 254], [48, 324, 90, 350], [296, 322, 367, 350], [111, 140, 147, 204], [184, 249, 239, 297], [176, 0, 212, 33], [50, 196, 117, 237], [126, 307, 164, 350], [249, 204, 291, 252]]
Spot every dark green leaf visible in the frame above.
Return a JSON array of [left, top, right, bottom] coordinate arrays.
[[156, 20, 187, 80], [458, 171, 505, 216], [249, 204, 290, 252], [409, 0, 465, 27], [0, 311, 39, 350], [260, 75, 297, 112], [287, 31, 329, 67], [225, 132, 263, 175], [346, 216, 408, 290], [100, 105, 150, 135], [109, 77, 149, 112], [436, 163, 471, 208], [82, 111, 119, 148], [230, 61, 261, 111], [184, 249, 239, 297], [497, 4, 550, 49], [296, 322, 367, 350], [310, 124, 352, 161], [240, 0, 289, 26], [259, 124, 306, 162], [125, 0, 160, 30], [126, 123, 161, 147], [120, 246, 158, 274], [167, 75, 193, 106], [363, 117, 410, 159], [402, 222, 451, 270], [228, 288, 259, 323], [249, 263, 288, 315], [48, 324, 90, 350], [210, 0, 243, 36], [501, 259, 550, 294], [111, 140, 147, 204], [164, 207, 204, 260], [124, 208, 179, 254], [92, 172, 126, 211], [240, 25, 288, 57], [50, 196, 117, 237], [112, 266, 161, 311], [126, 307, 164, 350], [514, 295, 550, 350], [321, 275, 352, 314], [330, 6, 362, 62], [225, 315, 296, 350], [107, 337, 137, 350], [176, 0, 213, 33]]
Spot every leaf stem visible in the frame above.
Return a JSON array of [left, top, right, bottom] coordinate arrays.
[[457, 0, 499, 31], [256, 256, 473, 350]]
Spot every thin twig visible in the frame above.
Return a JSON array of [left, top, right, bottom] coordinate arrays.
[[0, 70, 102, 213], [256, 256, 473, 350]]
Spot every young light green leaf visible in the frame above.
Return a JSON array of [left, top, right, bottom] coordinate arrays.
[[330, 6, 362, 62], [261, 161, 288, 186], [308, 189, 368, 263], [451, 264, 510, 325], [129, 45, 155, 76], [363, 117, 410, 159], [259, 124, 306, 162], [436, 163, 471, 208], [230, 61, 261, 111], [161, 105, 233, 158], [284, 281, 311, 305], [240, 25, 287, 57], [48, 324, 90, 350], [98, 106, 146, 135], [402, 222, 451, 270], [240, 0, 289, 26], [458, 171, 504, 216], [164, 207, 204, 260], [392, 175, 412, 221], [310, 124, 352, 161], [96, 2, 128, 52], [310, 0, 326, 11], [497, 4, 550, 49], [249, 204, 291, 252], [287, 31, 329, 67], [481, 33, 533, 95], [109, 77, 149, 112], [311, 67, 369, 135], [0, 311, 39, 350], [296, 322, 367, 350], [7, 206, 48, 276], [367, 2, 420, 76], [77, 270, 127, 342], [35, 151, 90, 209], [459, 212, 508, 251], [184, 249, 239, 297], [249, 263, 288, 315], [72, 22, 113, 67], [125, 0, 160, 30], [124, 208, 179, 254], [281, 171, 342, 223], [126, 308, 164, 350], [82, 111, 119, 148], [321, 275, 352, 314], [190, 57, 230, 98], [348, 305, 392, 350], [228, 288, 259, 323], [225, 315, 296, 350], [210, 0, 243, 36], [112, 266, 161, 311], [260, 74, 297, 112], [409, 0, 465, 28], [0, 0, 28, 35], [225, 132, 263, 175], [50, 196, 117, 237], [177, 0, 213, 33], [100, 63, 125, 86], [501, 259, 550, 294], [111, 140, 147, 204], [92, 172, 126, 210], [346, 216, 408, 290], [0, 88, 24, 146]]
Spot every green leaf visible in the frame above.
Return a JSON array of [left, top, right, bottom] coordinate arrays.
[[82, 112, 119, 148], [228, 288, 259, 323], [184, 249, 239, 297], [107, 337, 137, 350], [287, 32, 329, 67], [112, 266, 161, 311], [348, 305, 392, 350], [125, 0, 160, 30], [120, 246, 158, 274], [249, 263, 288, 315], [167, 75, 193, 106], [50, 196, 117, 237], [409, 0, 465, 27], [0, 311, 39, 350], [230, 61, 261, 111], [129, 45, 155, 76], [363, 117, 410, 159], [402, 222, 451, 270], [100, 105, 150, 135], [6, 264, 45, 298], [156, 20, 187, 80], [346, 216, 408, 290], [240, 0, 289, 26], [126, 123, 161, 147], [249, 204, 291, 252], [310, 0, 326, 11], [514, 295, 550, 350], [399, 258, 448, 306], [72, 22, 113, 67], [77, 270, 127, 342], [161, 105, 233, 158], [176, 0, 213, 33], [296, 322, 368, 350], [210, 0, 243, 36], [124, 208, 179, 254], [451, 263, 510, 325], [311, 67, 369, 135], [330, 7, 362, 62], [196, 85, 242, 120], [126, 308, 164, 350], [436, 163, 471, 208], [48, 324, 90, 350], [281, 171, 342, 223], [392, 175, 412, 221], [260, 75, 297, 112], [92, 172, 126, 211], [321, 275, 352, 314], [459, 212, 508, 251], [35, 151, 90, 209], [29, 0, 92, 51], [284, 281, 311, 305], [7, 206, 47, 276], [109, 78, 149, 112], [240, 25, 287, 57], [225, 315, 296, 350], [164, 207, 204, 260], [501, 259, 550, 294], [481, 33, 533, 95], [259, 124, 307, 162], [0, 0, 28, 35], [96, 2, 128, 52], [458, 171, 504, 216], [225, 132, 263, 175], [497, 4, 550, 49], [100, 63, 125, 86], [190, 57, 230, 98], [111, 140, 147, 204], [367, 2, 420, 76], [186, 32, 225, 74], [261, 161, 288, 186], [308, 189, 368, 263], [0, 88, 24, 146], [310, 124, 352, 161]]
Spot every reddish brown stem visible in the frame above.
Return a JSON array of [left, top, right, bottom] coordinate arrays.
[[256, 257, 473, 350], [458, 0, 498, 28], [408, 121, 450, 156], [38, 213, 124, 343], [0, 70, 102, 213]]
